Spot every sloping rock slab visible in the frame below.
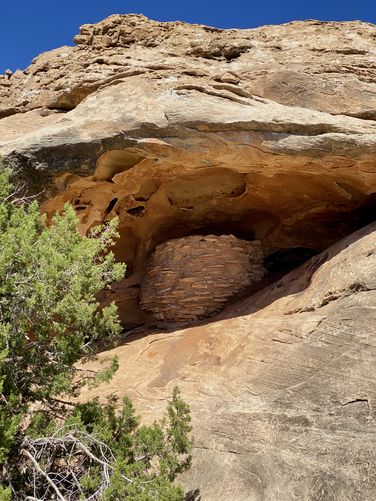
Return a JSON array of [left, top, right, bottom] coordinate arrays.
[[79, 222, 376, 500]]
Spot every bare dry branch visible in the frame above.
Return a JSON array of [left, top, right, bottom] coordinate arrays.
[[15, 427, 138, 500], [22, 449, 66, 501]]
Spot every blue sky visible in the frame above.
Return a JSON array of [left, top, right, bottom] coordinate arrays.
[[1, 0, 375, 73]]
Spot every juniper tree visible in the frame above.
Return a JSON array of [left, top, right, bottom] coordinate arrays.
[[0, 166, 192, 500]]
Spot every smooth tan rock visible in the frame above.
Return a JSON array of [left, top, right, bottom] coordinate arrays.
[[1, 16, 376, 119], [79, 223, 376, 500]]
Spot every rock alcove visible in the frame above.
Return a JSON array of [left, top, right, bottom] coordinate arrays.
[[3, 15, 376, 329], [39, 146, 376, 328]]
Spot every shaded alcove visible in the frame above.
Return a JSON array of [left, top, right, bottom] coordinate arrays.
[[264, 247, 318, 274], [94, 150, 145, 180], [40, 149, 376, 329], [110, 188, 376, 328], [141, 208, 279, 251]]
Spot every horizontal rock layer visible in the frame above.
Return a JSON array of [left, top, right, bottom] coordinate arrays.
[[2, 15, 376, 119]]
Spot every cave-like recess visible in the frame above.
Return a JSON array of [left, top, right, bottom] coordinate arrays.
[[41, 148, 376, 328]]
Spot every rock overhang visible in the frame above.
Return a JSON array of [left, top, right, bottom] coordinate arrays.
[[1, 15, 376, 328], [33, 134, 376, 327]]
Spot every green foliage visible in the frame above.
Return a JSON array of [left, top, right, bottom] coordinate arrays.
[[0, 486, 11, 501], [0, 184, 125, 403], [76, 387, 192, 500], [7, 388, 192, 500], [0, 164, 192, 499]]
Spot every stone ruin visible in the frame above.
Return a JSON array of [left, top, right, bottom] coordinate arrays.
[[140, 234, 266, 323]]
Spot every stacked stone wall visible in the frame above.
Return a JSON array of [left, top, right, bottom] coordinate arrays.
[[140, 234, 265, 323]]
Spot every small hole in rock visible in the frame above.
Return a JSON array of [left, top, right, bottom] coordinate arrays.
[[127, 206, 146, 217], [264, 247, 318, 273], [105, 198, 118, 214]]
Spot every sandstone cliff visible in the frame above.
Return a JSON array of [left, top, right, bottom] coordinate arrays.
[[1, 14, 376, 500]]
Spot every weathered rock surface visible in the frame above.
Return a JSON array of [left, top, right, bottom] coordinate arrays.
[[1, 14, 376, 499], [80, 223, 376, 500], [2, 16, 376, 326], [140, 235, 265, 322], [1, 15, 376, 120]]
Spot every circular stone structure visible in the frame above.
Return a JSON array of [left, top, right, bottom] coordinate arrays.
[[140, 234, 266, 323]]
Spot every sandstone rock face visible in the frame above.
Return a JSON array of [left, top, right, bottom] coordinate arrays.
[[1, 15, 376, 119], [79, 223, 376, 500], [1, 14, 376, 499], [1, 16, 376, 328], [140, 235, 265, 322]]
